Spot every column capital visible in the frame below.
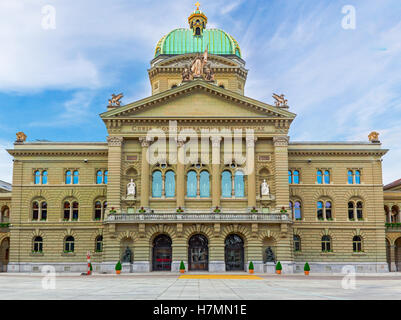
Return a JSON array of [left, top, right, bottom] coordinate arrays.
[[175, 137, 186, 148], [246, 136, 258, 148], [273, 136, 289, 147], [107, 136, 123, 147], [210, 136, 222, 148], [139, 136, 154, 148]]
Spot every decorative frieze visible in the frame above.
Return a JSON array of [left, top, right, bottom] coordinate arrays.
[[107, 136, 123, 147], [273, 136, 289, 147]]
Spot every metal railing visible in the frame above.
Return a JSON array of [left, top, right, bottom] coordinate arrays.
[[106, 213, 290, 223]]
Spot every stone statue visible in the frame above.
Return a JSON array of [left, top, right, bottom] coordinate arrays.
[[122, 246, 133, 263], [368, 131, 380, 143], [272, 93, 288, 107], [261, 179, 270, 196], [190, 48, 208, 77], [204, 64, 215, 82], [15, 132, 27, 143], [108, 93, 124, 107], [264, 246, 276, 263], [127, 179, 136, 196], [182, 65, 192, 81]]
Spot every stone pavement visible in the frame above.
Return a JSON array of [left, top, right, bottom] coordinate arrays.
[[0, 273, 400, 300]]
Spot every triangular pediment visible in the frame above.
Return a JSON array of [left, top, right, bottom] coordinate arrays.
[[101, 80, 296, 120]]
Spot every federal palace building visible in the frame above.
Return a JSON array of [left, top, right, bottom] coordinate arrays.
[[1, 5, 400, 274]]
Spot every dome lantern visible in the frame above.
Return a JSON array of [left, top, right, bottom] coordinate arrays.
[[188, 2, 207, 36]]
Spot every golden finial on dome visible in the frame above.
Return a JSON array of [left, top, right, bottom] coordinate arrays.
[[195, 1, 201, 11], [189, 2, 207, 35]]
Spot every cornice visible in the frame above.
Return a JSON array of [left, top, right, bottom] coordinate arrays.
[[7, 149, 108, 157], [288, 149, 388, 156]]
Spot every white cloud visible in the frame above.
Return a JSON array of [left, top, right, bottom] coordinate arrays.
[[0, 140, 13, 183]]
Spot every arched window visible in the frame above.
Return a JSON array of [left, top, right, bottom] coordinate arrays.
[[95, 235, 103, 252], [32, 201, 39, 220], [104, 170, 108, 184], [64, 236, 74, 253], [33, 236, 43, 253], [288, 170, 292, 184], [63, 202, 70, 220], [41, 202, 47, 221], [195, 27, 201, 36], [234, 171, 245, 197], [317, 201, 324, 220], [65, 170, 72, 184], [385, 205, 390, 223], [293, 170, 300, 184], [96, 170, 103, 184], [324, 170, 330, 184], [199, 171, 210, 198], [391, 205, 399, 223], [348, 202, 355, 220], [321, 235, 332, 252], [353, 236, 362, 252], [356, 201, 363, 220], [72, 202, 79, 220], [317, 170, 323, 184], [221, 171, 232, 198], [152, 170, 162, 198], [1, 206, 9, 223], [293, 235, 301, 252], [34, 171, 41, 185], [42, 171, 48, 185], [94, 201, 102, 220], [348, 170, 354, 184], [165, 171, 175, 198], [355, 170, 361, 184], [187, 171, 197, 198], [73, 170, 79, 184], [294, 201, 302, 220], [325, 201, 332, 219]]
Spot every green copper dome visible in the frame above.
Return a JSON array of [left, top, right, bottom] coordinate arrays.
[[154, 28, 242, 58]]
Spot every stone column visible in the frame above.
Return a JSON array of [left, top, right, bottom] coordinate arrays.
[[246, 136, 257, 208], [107, 136, 123, 212], [273, 136, 290, 210], [139, 137, 152, 209], [176, 138, 185, 208], [211, 136, 222, 208], [390, 245, 397, 272]]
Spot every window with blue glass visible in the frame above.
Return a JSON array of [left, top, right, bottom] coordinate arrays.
[[34, 170, 41, 185], [199, 171, 210, 198], [324, 170, 330, 184], [355, 170, 361, 184], [152, 170, 162, 198], [96, 170, 103, 184], [221, 171, 232, 198], [317, 170, 323, 184], [234, 171, 245, 197], [317, 201, 324, 219], [73, 170, 79, 184], [293, 170, 300, 184], [348, 170, 354, 184], [293, 201, 302, 220], [65, 170, 72, 184], [187, 171, 197, 198], [104, 170, 108, 184], [165, 171, 175, 198], [42, 171, 48, 184], [288, 170, 292, 184]]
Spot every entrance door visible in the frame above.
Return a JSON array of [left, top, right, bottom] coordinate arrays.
[[396, 238, 401, 272], [225, 234, 244, 271], [152, 234, 172, 271], [188, 234, 208, 271]]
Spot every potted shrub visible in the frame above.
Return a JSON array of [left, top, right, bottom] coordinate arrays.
[[275, 261, 282, 274], [88, 263, 93, 275], [304, 262, 310, 275], [213, 206, 221, 213], [109, 207, 117, 214], [280, 207, 287, 214], [250, 207, 258, 213], [115, 261, 122, 274], [138, 207, 146, 213], [176, 207, 184, 213], [179, 261, 185, 274], [248, 261, 254, 274]]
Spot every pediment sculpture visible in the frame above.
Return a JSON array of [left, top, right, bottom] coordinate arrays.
[[108, 93, 124, 107], [182, 48, 215, 83]]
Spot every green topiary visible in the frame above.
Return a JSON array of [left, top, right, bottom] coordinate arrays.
[[89, 263, 93, 271], [180, 261, 185, 270], [276, 261, 282, 271], [304, 262, 310, 272], [115, 261, 122, 271], [249, 261, 254, 270]]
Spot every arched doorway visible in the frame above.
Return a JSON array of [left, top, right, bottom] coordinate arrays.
[[188, 234, 208, 271], [225, 234, 244, 271], [0, 237, 10, 272], [386, 239, 391, 271], [152, 234, 172, 271], [395, 238, 401, 272]]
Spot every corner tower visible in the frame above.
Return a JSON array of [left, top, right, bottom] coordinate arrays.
[[149, 3, 247, 95]]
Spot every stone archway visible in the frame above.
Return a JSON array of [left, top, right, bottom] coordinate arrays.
[[386, 239, 391, 271], [225, 234, 244, 271], [0, 237, 10, 272], [152, 234, 172, 271], [188, 234, 209, 271], [395, 238, 401, 272]]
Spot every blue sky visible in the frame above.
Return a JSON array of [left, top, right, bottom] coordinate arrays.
[[0, 0, 400, 184]]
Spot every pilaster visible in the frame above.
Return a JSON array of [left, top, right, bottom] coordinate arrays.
[[107, 136, 123, 212], [273, 136, 290, 210]]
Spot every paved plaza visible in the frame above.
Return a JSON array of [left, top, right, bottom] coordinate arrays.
[[0, 273, 400, 300]]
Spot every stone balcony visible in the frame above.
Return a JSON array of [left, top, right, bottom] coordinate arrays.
[[105, 212, 291, 224]]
